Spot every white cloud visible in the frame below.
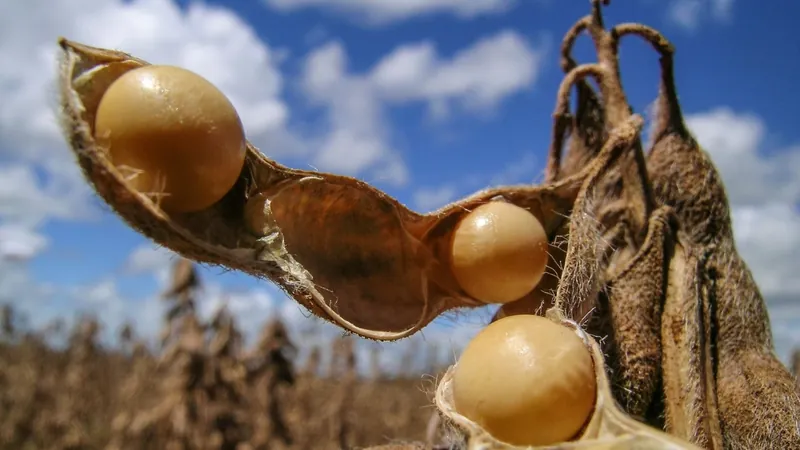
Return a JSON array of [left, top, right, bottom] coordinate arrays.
[[686, 108, 800, 207], [0, 164, 97, 228], [370, 31, 545, 112], [70, 278, 166, 344], [301, 31, 547, 185], [0, 259, 59, 334], [65, 0, 291, 153], [0, 224, 49, 262], [731, 204, 800, 298], [122, 244, 179, 288], [414, 185, 458, 212], [770, 305, 800, 365], [710, 0, 734, 20], [666, 0, 734, 30], [264, 0, 516, 25]]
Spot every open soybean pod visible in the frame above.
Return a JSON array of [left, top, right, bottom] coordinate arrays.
[[56, 38, 628, 341], [434, 309, 701, 450]]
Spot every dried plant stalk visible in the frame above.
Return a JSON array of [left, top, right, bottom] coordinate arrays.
[[2, 291, 443, 449], [545, 15, 606, 183], [246, 319, 296, 449], [329, 337, 357, 449]]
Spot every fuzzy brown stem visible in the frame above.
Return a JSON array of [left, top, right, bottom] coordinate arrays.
[[545, 16, 606, 183], [560, 17, 591, 72], [577, 1, 656, 243], [585, 0, 631, 127], [610, 23, 689, 140], [544, 115, 572, 183], [545, 63, 607, 183]]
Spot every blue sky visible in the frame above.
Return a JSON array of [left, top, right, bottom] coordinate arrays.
[[2, 0, 800, 371]]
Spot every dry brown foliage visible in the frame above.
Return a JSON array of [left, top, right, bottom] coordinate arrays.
[[49, 0, 800, 448], [0, 261, 448, 450]]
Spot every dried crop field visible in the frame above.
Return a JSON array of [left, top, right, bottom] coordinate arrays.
[[2, 272, 799, 450], [6, 0, 800, 448], [0, 259, 448, 450]]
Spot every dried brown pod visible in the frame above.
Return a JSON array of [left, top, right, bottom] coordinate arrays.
[[542, 85, 670, 429], [598, 206, 676, 422], [610, 19, 800, 449], [501, 27, 672, 426], [532, 2, 672, 431], [55, 37, 636, 342], [434, 308, 701, 450], [546, 0, 654, 244]]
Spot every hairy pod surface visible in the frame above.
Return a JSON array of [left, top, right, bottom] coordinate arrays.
[[608, 18, 800, 448]]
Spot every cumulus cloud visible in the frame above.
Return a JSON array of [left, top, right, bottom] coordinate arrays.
[[301, 42, 407, 184], [0, 0, 546, 221], [0, 0, 292, 349], [264, 0, 516, 25], [686, 108, 800, 208], [0, 225, 49, 262], [666, 0, 734, 30], [69, 278, 165, 344], [0, 164, 96, 228], [302, 31, 547, 185], [370, 31, 544, 111], [414, 185, 458, 212]]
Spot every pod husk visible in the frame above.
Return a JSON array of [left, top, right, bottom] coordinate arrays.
[[55, 38, 630, 341], [433, 309, 701, 450]]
